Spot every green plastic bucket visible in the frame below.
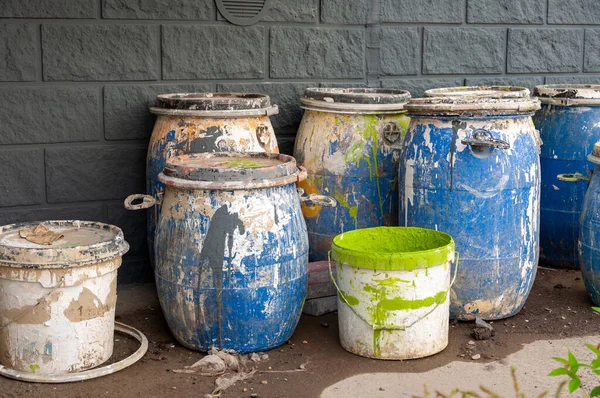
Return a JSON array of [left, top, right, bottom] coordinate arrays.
[[331, 226, 455, 359]]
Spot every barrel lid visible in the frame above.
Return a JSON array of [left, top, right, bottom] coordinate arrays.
[[535, 85, 600, 106], [150, 92, 279, 117], [424, 86, 530, 98], [405, 96, 541, 117], [300, 88, 411, 113], [159, 152, 302, 190], [0, 220, 129, 268]]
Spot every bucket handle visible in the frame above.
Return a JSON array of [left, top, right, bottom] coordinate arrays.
[[328, 251, 459, 331], [124, 193, 162, 210]]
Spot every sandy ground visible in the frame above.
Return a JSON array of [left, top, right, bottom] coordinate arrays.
[[0, 267, 599, 398]]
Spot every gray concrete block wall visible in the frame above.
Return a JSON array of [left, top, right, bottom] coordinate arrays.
[[0, 0, 598, 283]]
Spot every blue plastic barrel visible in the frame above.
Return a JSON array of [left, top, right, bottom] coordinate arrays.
[[294, 88, 411, 261], [534, 85, 600, 269], [578, 142, 600, 306], [152, 153, 308, 353], [146, 93, 279, 269], [400, 87, 541, 320]]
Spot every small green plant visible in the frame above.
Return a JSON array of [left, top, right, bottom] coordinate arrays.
[[548, 307, 600, 397]]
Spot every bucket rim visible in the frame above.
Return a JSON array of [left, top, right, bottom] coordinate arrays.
[[331, 226, 455, 271], [535, 84, 600, 106], [424, 85, 530, 99], [0, 220, 129, 268]]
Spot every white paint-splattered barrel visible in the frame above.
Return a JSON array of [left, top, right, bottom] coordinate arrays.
[[332, 227, 455, 360], [0, 221, 129, 374]]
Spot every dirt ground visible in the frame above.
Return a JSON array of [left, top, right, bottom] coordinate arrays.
[[1, 267, 599, 398]]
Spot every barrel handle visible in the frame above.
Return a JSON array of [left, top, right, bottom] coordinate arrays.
[[124, 194, 160, 210], [557, 172, 589, 182], [381, 121, 400, 144], [297, 188, 337, 207], [297, 166, 308, 183], [255, 124, 271, 147], [461, 129, 510, 152], [328, 251, 459, 331]]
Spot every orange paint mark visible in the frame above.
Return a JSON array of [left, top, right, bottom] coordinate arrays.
[[297, 178, 322, 218]]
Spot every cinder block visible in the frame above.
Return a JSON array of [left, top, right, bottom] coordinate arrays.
[[423, 28, 505, 75], [1, 0, 96, 18], [270, 27, 365, 79], [303, 296, 337, 316], [585, 29, 600, 72], [0, 149, 44, 207], [0, 24, 36, 81], [104, 84, 212, 140], [380, 27, 420, 76], [307, 283, 337, 300], [265, 0, 318, 22], [0, 205, 104, 226], [308, 261, 336, 285], [321, 0, 369, 24], [381, 78, 465, 98], [162, 25, 265, 80], [381, 0, 464, 23], [102, 0, 214, 20], [549, 0, 600, 25], [468, 0, 544, 24], [464, 77, 545, 92], [45, 145, 146, 203], [508, 29, 583, 73], [546, 75, 600, 85], [0, 87, 100, 144], [42, 24, 159, 81]]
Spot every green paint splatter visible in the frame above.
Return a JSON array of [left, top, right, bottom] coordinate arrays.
[[339, 290, 360, 306], [29, 364, 40, 373], [361, 115, 384, 217], [373, 329, 382, 358], [221, 159, 267, 168], [344, 140, 366, 166], [374, 277, 411, 286], [334, 191, 358, 226]]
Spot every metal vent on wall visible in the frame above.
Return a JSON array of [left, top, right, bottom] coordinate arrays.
[[216, 0, 272, 26]]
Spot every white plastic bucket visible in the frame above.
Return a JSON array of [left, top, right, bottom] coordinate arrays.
[[331, 226, 455, 359], [0, 221, 129, 374]]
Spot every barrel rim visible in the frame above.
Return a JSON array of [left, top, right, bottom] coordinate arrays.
[[404, 96, 541, 116], [300, 87, 411, 113], [331, 226, 455, 271], [151, 92, 279, 117], [535, 84, 600, 105], [425, 86, 530, 99], [159, 152, 301, 190], [0, 220, 129, 268]]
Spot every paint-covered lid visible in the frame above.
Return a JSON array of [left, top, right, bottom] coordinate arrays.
[[535, 85, 600, 106], [425, 86, 530, 98], [159, 152, 304, 190], [405, 96, 541, 117], [0, 220, 129, 268], [300, 88, 411, 114], [151, 92, 279, 117]]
